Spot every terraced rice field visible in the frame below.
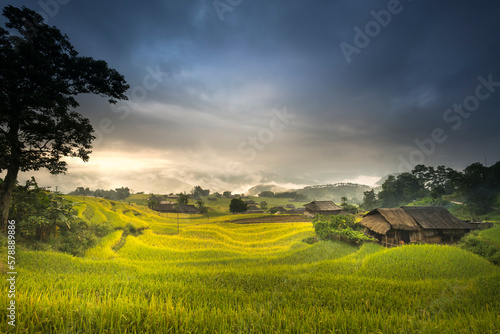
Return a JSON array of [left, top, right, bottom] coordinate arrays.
[[1, 198, 499, 333]]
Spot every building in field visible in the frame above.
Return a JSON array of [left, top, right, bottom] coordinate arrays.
[[246, 205, 260, 211], [153, 203, 200, 214], [359, 206, 475, 246], [303, 201, 343, 216]]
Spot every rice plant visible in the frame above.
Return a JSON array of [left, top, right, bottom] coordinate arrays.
[[1, 197, 499, 333]]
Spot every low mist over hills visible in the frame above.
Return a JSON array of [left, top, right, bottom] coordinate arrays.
[[296, 183, 372, 204], [246, 184, 293, 196], [247, 182, 374, 204]]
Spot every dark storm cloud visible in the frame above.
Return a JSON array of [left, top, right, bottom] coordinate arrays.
[[3, 0, 500, 192]]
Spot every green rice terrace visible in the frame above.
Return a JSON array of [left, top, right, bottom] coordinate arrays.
[[1, 196, 500, 333]]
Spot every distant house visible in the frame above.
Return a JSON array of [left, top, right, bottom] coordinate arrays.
[[147, 195, 165, 202], [153, 203, 200, 214], [285, 204, 295, 209], [288, 207, 306, 215], [270, 206, 286, 214], [166, 195, 179, 200], [153, 202, 176, 212], [247, 205, 260, 211], [360, 206, 475, 246], [246, 210, 264, 214], [244, 200, 257, 205], [177, 204, 200, 214], [303, 201, 343, 216]]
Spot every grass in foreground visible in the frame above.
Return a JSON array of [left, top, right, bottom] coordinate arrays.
[[1, 197, 499, 333]]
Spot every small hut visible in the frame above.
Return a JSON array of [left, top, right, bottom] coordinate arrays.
[[303, 201, 343, 216], [360, 206, 474, 246], [153, 203, 200, 214], [246, 205, 260, 211]]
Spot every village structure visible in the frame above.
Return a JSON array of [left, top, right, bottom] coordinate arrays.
[[153, 201, 200, 214], [148, 194, 487, 246], [359, 206, 477, 246], [303, 201, 346, 216]]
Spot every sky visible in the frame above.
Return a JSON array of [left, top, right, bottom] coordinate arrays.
[[2, 0, 500, 194]]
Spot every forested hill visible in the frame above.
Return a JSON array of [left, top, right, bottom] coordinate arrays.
[[296, 183, 371, 203], [248, 183, 373, 203]]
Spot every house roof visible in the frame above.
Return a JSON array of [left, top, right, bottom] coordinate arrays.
[[153, 203, 199, 214], [359, 213, 392, 235], [360, 208, 419, 234], [303, 201, 342, 211], [401, 206, 472, 230], [360, 206, 471, 234]]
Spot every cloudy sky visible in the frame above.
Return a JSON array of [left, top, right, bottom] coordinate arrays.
[[3, 0, 500, 194]]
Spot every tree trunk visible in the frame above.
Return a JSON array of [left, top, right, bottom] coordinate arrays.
[[0, 162, 20, 231], [1, 116, 21, 231]]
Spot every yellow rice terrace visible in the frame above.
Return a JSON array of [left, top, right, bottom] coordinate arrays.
[[1, 197, 499, 333]]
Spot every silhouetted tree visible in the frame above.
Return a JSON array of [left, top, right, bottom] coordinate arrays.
[[361, 189, 378, 211], [229, 198, 248, 213], [196, 199, 207, 214], [177, 193, 189, 206], [451, 162, 499, 216], [0, 6, 129, 229], [191, 186, 210, 198], [378, 173, 426, 207], [115, 187, 131, 200]]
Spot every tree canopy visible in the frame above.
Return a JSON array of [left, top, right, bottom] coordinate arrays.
[[0, 5, 129, 228], [372, 162, 500, 218], [229, 198, 248, 213]]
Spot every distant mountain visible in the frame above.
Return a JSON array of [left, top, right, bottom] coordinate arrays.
[[247, 182, 375, 204], [295, 183, 371, 204], [246, 184, 291, 196]]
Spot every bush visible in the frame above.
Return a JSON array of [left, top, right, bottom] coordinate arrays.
[[302, 236, 318, 244], [313, 214, 375, 245], [458, 231, 500, 265], [48, 221, 99, 257], [229, 198, 248, 213]]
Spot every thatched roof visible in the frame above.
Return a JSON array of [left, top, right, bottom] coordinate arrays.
[[177, 204, 200, 214], [288, 208, 306, 214], [359, 214, 391, 235], [360, 206, 471, 235], [360, 208, 419, 235], [153, 203, 200, 214], [304, 201, 342, 211], [401, 206, 471, 230], [153, 203, 176, 212]]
